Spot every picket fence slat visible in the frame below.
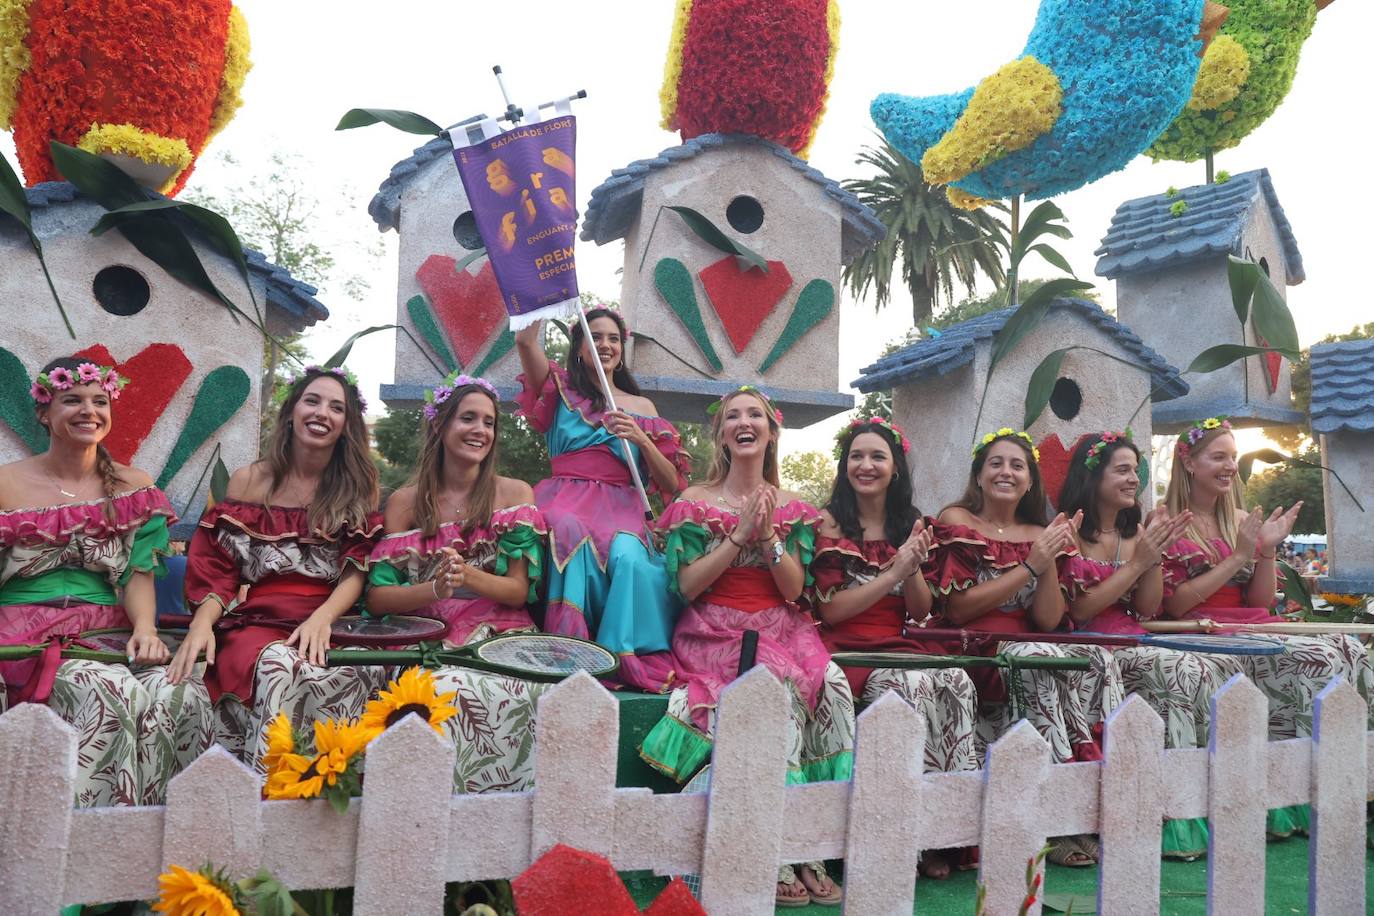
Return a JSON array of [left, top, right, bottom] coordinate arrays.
[[698, 667, 792, 916], [1207, 673, 1269, 916], [0, 672, 1364, 914], [354, 716, 456, 914], [1308, 678, 1366, 915]]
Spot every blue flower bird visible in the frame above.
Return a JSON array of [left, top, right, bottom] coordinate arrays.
[[871, 0, 1228, 206]]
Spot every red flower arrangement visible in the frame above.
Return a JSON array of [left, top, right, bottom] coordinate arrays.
[[660, 0, 838, 157], [4, 0, 248, 196]]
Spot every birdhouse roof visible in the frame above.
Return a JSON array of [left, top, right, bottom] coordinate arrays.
[[580, 133, 885, 266], [1310, 339, 1374, 434], [16, 182, 328, 330], [852, 297, 1187, 400], [1093, 169, 1304, 284], [367, 115, 487, 233]]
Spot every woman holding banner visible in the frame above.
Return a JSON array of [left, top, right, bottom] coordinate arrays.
[[515, 305, 690, 692]]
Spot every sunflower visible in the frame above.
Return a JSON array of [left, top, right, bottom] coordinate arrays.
[[361, 666, 459, 738], [153, 864, 240, 916], [260, 712, 295, 773], [263, 719, 370, 800]]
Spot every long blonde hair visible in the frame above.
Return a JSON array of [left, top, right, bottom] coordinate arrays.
[[1164, 427, 1244, 564], [702, 389, 781, 488], [411, 384, 500, 536], [265, 368, 378, 534]]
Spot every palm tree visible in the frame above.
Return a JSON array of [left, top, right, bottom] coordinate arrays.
[[842, 139, 1008, 326]]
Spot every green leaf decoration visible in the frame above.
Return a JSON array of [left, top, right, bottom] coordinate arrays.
[[1248, 267, 1300, 358], [325, 324, 400, 369], [93, 198, 262, 321], [664, 205, 768, 273], [406, 295, 458, 372], [1278, 559, 1314, 616], [335, 108, 444, 136], [473, 329, 515, 377], [1022, 346, 1073, 430], [210, 453, 230, 505], [1028, 243, 1076, 277], [654, 257, 723, 373], [1226, 255, 1257, 326], [1239, 448, 1364, 512], [1237, 447, 1284, 483], [48, 141, 149, 210], [0, 347, 49, 453], [0, 150, 74, 338], [455, 247, 487, 273], [156, 366, 250, 489], [1184, 343, 1281, 374], [987, 278, 1095, 375], [759, 279, 834, 373]]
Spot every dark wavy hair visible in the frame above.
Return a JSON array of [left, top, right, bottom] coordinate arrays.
[[1057, 435, 1143, 543], [825, 421, 919, 546], [566, 307, 641, 413], [943, 433, 1048, 527], [34, 356, 126, 520]]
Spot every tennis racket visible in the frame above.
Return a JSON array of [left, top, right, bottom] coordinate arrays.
[[1132, 632, 1285, 655], [829, 651, 1092, 672], [326, 631, 620, 682]]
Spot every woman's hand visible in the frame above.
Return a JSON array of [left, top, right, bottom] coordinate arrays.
[[1234, 507, 1263, 561], [1133, 510, 1192, 568], [603, 410, 650, 448], [126, 625, 171, 665], [167, 620, 215, 684], [1258, 502, 1302, 553], [1027, 513, 1076, 574], [286, 610, 335, 667], [429, 548, 467, 600], [514, 319, 544, 348], [890, 521, 933, 580], [753, 486, 779, 544]]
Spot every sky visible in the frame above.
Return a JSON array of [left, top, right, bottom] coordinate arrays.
[[4, 0, 1368, 463]]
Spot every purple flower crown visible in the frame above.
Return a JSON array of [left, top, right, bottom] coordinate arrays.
[[31, 362, 129, 404], [1083, 429, 1134, 470], [1176, 417, 1230, 457], [423, 372, 499, 423], [275, 365, 367, 413], [834, 415, 911, 460]]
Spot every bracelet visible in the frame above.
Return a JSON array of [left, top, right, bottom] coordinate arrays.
[[1020, 559, 1041, 579], [431, 578, 442, 601], [1257, 551, 1276, 560], [727, 533, 745, 548]]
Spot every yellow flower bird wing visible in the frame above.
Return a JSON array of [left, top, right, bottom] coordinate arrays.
[[1185, 34, 1251, 111], [920, 56, 1063, 187], [0, 0, 34, 130]]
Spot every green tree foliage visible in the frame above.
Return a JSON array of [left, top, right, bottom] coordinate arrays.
[[781, 450, 837, 507], [841, 140, 1008, 326], [1245, 448, 1326, 535], [1269, 322, 1374, 452]]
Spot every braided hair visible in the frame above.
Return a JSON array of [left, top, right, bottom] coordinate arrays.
[[35, 356, 124, 520]]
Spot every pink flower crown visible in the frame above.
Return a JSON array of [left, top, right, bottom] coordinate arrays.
[[275, 365, 367, 413], [834, 415, 911, 460], [706, 384, 784, 426], [1176, 417, 1230, 457], [31, 363, 129, 404], [582, 299, 631, 337], [973, 427, 1040, 463], [423, 372, 500, 423], [1083, 429, 1134, 470]]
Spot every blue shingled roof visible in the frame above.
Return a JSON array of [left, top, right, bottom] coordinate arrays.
[[1310, 339, 1374, 434], [13, 182, 327, 329], [580, 133, 885, 266], [367, 114, 488, 233], [1094, 169, 1303, 284], [852, 298, 1188, 400]]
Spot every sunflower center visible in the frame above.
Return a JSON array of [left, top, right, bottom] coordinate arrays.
[[386, 703, 433, 727]]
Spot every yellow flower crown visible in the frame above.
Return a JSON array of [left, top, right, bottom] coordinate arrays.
[[973, 427, 1040, 463]]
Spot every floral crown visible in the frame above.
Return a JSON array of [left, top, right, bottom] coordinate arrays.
[[274, 365, 367, 413], [1083, 429, 1134, 470], [834, 415, 911, 460], [423, 371, 500, 423], [706, 385, 784, 426], [973, 427, 1039, 463], [1176, 416, 1230, 457], [582, 299, 631, 337], [31, 362, 129, 404]]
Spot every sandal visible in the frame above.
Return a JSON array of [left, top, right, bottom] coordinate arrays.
[[1072, 834, 1101, 863], [1045, 837, 1094, 868], [800, 861, 843, 907], [917, 850, 952, 880], [776, 865, 810, 909]]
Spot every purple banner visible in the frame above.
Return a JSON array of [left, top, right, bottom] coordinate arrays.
[[452, 115, 579, 326]]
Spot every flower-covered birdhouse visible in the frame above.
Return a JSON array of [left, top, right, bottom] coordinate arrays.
[[1310, 340, 1374, 597], [1094, 168, 1305, 433], [368, 129, 525, 409], [0, 0, 251, 196], [580, 133, 884, 425], [854, 298, 1187, 510], [0, 182, 326, 534]]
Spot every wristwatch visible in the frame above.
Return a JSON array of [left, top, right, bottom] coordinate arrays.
[[769, 538, 785, 566]]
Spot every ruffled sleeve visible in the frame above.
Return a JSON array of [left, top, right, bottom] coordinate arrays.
[[1162, 537, 1210, 599], [809, 535, 863, 605], [516, 363, 583, 434], [119, 514, 172, 585], [340, 512, 385, 573], [0, 485, 176, 549], [1059, 553, 1109, 604], [185, 502, 243, 610], [490, 504, 548, 603], [926, 521, 991, 597], [776, 500, 821, 586], [655, 499, 722, 597], [635, 415, 691, 497]]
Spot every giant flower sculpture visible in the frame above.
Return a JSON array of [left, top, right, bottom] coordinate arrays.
[[0, 0, 250, 195], [870, 0, 1224, 205]]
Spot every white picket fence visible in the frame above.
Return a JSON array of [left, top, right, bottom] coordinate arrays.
[[0, 670, 1370, 915]]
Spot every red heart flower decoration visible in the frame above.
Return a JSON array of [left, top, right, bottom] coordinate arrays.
[[75, 343, 192, 464], [1256, 334, 1282, 394], [698, 256, 793, 355], [1036, 432, 1084, 512], [512, 844, 705, 916], [416, 255, 507, 368]]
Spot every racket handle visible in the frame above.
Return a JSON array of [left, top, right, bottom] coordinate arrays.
[[736, 630, 759, 677]]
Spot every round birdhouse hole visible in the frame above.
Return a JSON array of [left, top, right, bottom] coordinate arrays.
[[92, 265, 151, 316], [452, 211, 484, 250], [1050, 377, 1082, 421], [726, 195, 764, 234]]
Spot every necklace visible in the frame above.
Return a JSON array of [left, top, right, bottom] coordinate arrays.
[[975, 514, 1010, 536], [716, 484, 747, 510]]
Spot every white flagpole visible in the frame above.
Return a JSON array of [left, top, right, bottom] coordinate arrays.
[[575, 307, 655, 519]]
